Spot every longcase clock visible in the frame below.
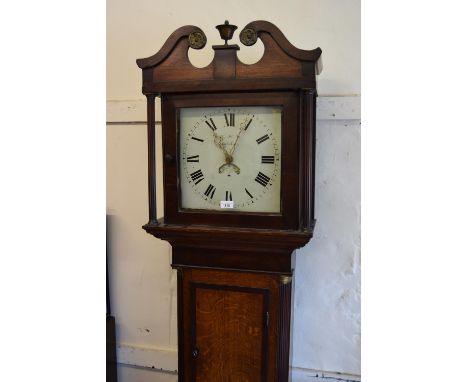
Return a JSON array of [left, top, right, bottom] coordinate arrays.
[[136, 20, 322, 381]]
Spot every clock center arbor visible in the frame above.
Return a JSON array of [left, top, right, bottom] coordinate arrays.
[[136, 20, 322, 382]]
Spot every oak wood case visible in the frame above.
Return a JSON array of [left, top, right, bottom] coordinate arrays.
[[137, 20, 322, 381]]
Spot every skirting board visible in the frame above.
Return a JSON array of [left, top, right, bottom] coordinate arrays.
[[291, 367, 361, 382], [116, 344, 360, 381], [106, 96, 361, 124], [117, 344, 177, 373]]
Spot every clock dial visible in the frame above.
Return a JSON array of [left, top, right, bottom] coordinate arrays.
[[179, 106, 282, 213]]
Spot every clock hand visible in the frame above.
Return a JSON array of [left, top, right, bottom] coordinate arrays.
[[229, 123, 245, 156], [213, 131, 239, 173], [213, 132, 231, 158], [218, 122, 245, 175]]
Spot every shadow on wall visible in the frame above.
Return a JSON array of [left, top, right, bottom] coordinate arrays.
[[107, 214, 118, 382]]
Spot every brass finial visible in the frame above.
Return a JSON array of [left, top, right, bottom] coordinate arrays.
[[216, 20, 238, 45]]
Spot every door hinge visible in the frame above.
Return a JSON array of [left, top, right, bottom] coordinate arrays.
[[266, 311, 270, 327]]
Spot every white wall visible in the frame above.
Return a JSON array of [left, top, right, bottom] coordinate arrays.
[[107, 1, 360, 380], [293, 109, 360, 375]]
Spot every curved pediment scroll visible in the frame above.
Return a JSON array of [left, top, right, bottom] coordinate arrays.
[[136, 25, 207, 69], [136, 21, 322, 94], [239, 20, 322, 74]]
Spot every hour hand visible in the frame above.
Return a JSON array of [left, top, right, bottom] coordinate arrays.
[[213, 133, 227, 153]]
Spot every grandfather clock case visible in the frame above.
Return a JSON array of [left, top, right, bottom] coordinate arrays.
[[137, 20, 322, 381]]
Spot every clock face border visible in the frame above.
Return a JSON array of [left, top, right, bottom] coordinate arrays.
[[179, 105, 282, 213], [161, 91, 300, 230]]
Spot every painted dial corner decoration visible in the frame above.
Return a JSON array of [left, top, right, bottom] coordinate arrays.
[[179, 106, 282, 213]]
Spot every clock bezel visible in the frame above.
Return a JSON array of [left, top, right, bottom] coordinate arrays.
[[179, 104, 282, 214], [161, 91, 301, 230]]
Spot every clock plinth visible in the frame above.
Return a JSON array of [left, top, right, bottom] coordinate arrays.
[[137, 20, 321, 381]]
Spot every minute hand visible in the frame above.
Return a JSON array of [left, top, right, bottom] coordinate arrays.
[[229, 124, 245, 155], [213, 132, 230, 158]]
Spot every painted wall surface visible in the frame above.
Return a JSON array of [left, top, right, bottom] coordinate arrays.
[[107, 0, 360, 380], [293, 117, 361, 373]]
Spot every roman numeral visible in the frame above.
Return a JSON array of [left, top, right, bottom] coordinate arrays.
[[205, 118, 217, 131], [225, 191, 232, 201], [190, 169, 204, 185], [191, 136, 204, 142], [261, 155, 275, 164], [187, 155, 199, 163], [245, 188, 253, 198], [244, 118, 253, 130], [256, 134, 269, 144], [255, 172, 270, 187], [225, 113, 235, 126], [204, 184, 216, 199]]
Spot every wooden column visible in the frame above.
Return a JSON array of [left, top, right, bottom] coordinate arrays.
[[146, 94, 157, 223], [176, 268, 185, 380], [301, 89, 317, 229], [277, 274, 293, 381]]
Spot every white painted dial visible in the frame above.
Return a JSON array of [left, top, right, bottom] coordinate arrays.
[[179, 106, 282, 213]]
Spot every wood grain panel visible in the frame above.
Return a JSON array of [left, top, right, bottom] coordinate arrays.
[[193, 287, 225, 381], [223, 290, 266, 382], [191, 284, 267, 382], [190, 271, 279, 382]]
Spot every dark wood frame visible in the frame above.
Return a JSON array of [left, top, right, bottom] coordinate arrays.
[[162, 91, 300, 230]]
